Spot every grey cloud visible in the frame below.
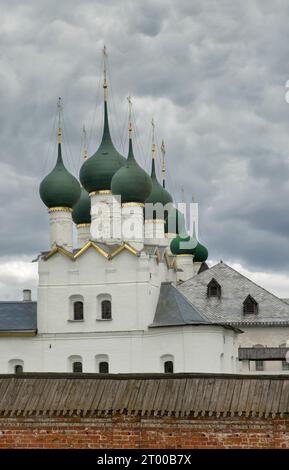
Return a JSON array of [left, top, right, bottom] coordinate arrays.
[[1, 0, 289, 296]]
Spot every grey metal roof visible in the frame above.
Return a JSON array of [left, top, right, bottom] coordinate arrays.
[[178, 262, 289, 325], [0, 373, 288, 417], [0, 302, 37, 331], [150, 282, 209, 327]]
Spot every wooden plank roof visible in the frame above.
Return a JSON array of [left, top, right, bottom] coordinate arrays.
[[239, 347, 289, 360], [0, 373, 288, 418]]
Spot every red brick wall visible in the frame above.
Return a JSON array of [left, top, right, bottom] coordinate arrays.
[[0, 415, 289, 448]]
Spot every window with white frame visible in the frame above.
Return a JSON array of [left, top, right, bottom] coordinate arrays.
[[68, 355, 83, 373], [8, 359, 24, 374], [97, 294, 112, 320], [95, 354, 109, 373], [69, 295, 84, 321], [161, 354, 174, 374]]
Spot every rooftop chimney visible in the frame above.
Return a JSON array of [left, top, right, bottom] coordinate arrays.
[[23, 289, 32, 302]]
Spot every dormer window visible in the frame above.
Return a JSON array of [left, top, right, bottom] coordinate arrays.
[[207, 278, 221, 298], [243, 295, 258, 314]]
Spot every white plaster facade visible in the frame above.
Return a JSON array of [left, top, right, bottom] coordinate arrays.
[[0, 227, 240, 374]]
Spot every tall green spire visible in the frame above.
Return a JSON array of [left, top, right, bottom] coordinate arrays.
[[79, 46, 125, 194], [40, 98, 81, 209], [145, 120, 173, 216], [73, 125, 91, 225], [111, 97, 152, 204]]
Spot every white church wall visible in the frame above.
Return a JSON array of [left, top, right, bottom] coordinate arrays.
[[0, 325, 238, 374], [38, 249, 172, 335]]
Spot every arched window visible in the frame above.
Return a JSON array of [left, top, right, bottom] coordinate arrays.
[[99, 361, 109, 374], [164, 361, 174, 373], [207, 278, 221, 298], [95, 354, 109, 373], [243, 295, 258, 314], [72, 361, 83, 373], [73, 301, 84, 320], [8, 359, 24, 374], [14, 365, 23, 374], [101, 300, 112, 320]]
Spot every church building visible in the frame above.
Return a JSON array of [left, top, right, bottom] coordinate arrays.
[[0, 50, 288, 375]]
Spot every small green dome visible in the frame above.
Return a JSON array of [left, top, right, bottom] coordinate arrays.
[[40, 142, 81, 209], [145, 158, 173, 219], [111, 137, 152, 204], [194, 242, 208, 262], [165, 208, 186, 235], [72, 186, 91, 225], [80, 101, 125, 193], [170, 234, 198, 255]]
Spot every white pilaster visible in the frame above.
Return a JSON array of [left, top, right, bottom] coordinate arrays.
[[49, 208, 73, 252], [122, 203, 144, 251], [175, 255, 194, 283], [76, 224, 91, 248], [165, 232, 177, 255], [144, 219, 167, 246], [90, 192, 122, 244]]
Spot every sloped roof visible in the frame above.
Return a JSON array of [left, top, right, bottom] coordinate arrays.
[[0, 373, 288, 418], [178, 262, 289, 325], [0, 302, 37, 331], [150, 282, 210, 327]]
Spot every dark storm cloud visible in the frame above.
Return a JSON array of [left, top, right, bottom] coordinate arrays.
[[1, 0, 289, 283]]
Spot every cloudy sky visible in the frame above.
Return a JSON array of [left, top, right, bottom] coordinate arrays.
[[1, 0, 289, 299]]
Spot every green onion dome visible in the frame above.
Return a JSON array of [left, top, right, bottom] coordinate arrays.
[[111, 136, 152, 204], [165, 208, 186, 235], [79, 101, 126, 193], [145, 158, 173, 218], [72, 186, 91, 225], [194, 242, 208, 262], [40, 140, 81, 209], [170, 234, 198, 256]]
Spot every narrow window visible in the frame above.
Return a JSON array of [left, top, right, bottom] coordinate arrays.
[[207, 278, 221, 298], [73, 361, 83, 373], [99, 361, 109, 374], [255, 360, 264, 371], [101, 300, 112, 320], [74, 301, 83, 320], [243, 295, 258, 314], [14, 365, 23, 374], [282, 360, 289, 371], [164, 360, 174, 373]]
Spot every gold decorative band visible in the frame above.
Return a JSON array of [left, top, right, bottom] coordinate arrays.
[[77, 223, 91, 228], [89, 190, 112, 196], [165, 232, 177, 237], [145, 219, 165, 224], [122, 202, 145, 208], [48, 207, 73, 213], [176, 254, 193, 257]]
